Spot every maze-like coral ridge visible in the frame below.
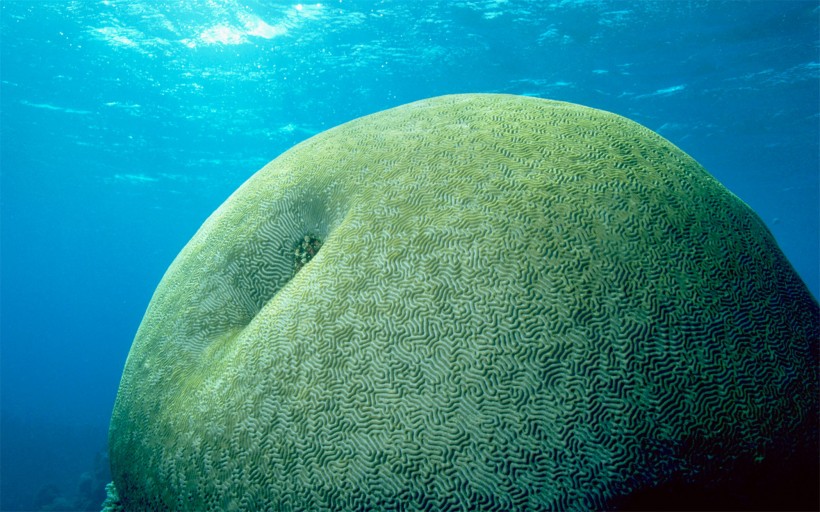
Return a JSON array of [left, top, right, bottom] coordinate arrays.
[[109, 94, 819, 511]]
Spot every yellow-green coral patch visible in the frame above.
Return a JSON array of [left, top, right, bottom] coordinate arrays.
[[109, 94, 819, 511]]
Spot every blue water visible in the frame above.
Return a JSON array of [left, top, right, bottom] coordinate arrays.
[[1, 1, 817, 510]]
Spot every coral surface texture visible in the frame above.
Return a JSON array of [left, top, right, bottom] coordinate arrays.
[[108, 94, 819, 511]]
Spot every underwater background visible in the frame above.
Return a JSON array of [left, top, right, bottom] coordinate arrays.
[[0, 1, 817, 510]]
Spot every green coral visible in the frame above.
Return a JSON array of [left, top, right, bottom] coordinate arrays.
[[100, 482, 123, 512], [108, 94, 818, 511]]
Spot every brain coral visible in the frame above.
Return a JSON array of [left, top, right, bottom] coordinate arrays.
[[108, 94, 819, 511]]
